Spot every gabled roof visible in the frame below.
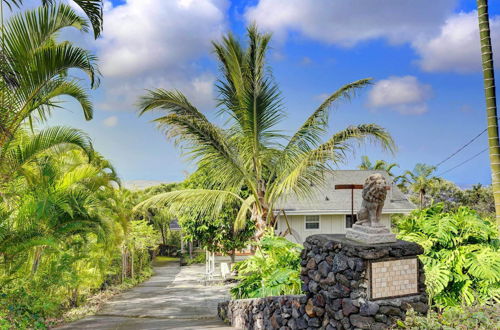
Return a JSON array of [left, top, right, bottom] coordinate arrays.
[[275, 170, 415, 215], [169, 218, 181, 231]]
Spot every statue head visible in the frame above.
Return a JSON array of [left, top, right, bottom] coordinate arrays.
[[362, 173, 387, 205]]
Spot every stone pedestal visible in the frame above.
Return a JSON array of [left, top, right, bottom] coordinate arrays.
[[345, 224, 397, 244], [300, 234, 427, 329]]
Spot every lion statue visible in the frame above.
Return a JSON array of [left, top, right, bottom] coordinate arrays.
[[356, 173, 388, 227]]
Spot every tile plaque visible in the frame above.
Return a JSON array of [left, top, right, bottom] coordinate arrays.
[[369, 258, 418, 299]]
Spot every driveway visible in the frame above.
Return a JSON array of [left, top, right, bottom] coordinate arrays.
[[58, 261, 232, 329]]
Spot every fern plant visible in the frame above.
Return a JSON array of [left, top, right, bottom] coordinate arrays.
[[230, 231, 303, 299], [396, 204, 500, 307]]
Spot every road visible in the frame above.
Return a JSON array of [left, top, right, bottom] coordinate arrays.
[[58, 260, 232, 329]]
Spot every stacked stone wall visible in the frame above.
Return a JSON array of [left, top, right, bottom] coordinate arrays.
[[218, 234, 428, 329]]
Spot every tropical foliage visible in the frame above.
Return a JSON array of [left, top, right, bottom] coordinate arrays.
[[179, 167, 255, 260], [418, 179, 494, 217], [230, 232, 302, 299], [2, 0, 104, 38], [137, 25, 394, 240], [0, 3, 99, 150], [358, 155, 398, 177], [0, 2, 162, 328], [397, 163, 441, 209], [398, 305, 500, 329], [396, 204, 500, 308]]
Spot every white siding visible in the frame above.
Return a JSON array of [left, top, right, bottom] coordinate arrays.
[[277, 213, 393, 244]]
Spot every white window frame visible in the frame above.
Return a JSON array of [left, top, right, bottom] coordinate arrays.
[[305, 215, 320, 230]]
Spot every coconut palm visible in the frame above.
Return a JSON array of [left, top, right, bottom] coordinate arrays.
[[399, 163, 441, 209], [2, 0, 103, 38], [358, 155, 398, 177], [137, 26, 395, 240], [0, 4, 99, 149], [476, 0, 500, 228]]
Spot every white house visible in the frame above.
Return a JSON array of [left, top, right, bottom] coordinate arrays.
[[274, 170, 415, 244]]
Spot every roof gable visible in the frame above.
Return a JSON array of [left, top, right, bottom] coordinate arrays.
[[276, 170, 415, 215]]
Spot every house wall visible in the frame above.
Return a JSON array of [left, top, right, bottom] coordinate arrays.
[[277, 214, 392, 244]]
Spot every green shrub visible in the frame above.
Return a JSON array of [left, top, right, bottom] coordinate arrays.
[[397, 305, 500, 329], [184, 252, 206, 265], [230, 232, 302, 299], [395, 204, 500, 307]]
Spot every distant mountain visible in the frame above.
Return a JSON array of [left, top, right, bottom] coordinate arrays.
[[123, 180, 172, 190]]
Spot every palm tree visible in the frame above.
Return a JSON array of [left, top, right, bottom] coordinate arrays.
[[358, 155, 399, 177], [2, 0, 104, 38], [476, 0, 500, 228], [399, 163, 441, 209], [137, 26, 395, 240], [0, 126, 93, 188], [0, 130, 117, 275], [0, 4, 99, 149]]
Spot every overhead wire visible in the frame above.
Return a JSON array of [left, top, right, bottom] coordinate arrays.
[[436, 147, 489, 176], [434, 128, 487, 168]]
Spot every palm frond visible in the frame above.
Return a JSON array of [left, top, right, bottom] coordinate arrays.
[[286, 78, 372, 153], [135, 189, 244, 220]]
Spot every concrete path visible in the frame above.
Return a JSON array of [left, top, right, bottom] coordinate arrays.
[[58, 261, 232, 329]]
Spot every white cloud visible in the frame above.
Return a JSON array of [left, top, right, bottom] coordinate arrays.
[[244, 0, 455, 47], [368, 76, 431, 115], [94, 0, 228, 111], [413, 11, 500, 72], [103, 115, 118, 127]]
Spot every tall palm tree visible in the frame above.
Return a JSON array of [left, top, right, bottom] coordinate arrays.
[[0, 4, 99, 150], [358, 155, 399, 177], [476, 0, 500, 228], [137, 26, 395, 240], [2, 0, 103, 38], [399, 163, 441, 209]]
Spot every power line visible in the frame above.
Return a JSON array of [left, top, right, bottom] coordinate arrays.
[[437, 148, 489, 176], [435, 129, 487, 168]]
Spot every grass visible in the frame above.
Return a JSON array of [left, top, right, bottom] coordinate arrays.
[[155, 256, 180, 262]]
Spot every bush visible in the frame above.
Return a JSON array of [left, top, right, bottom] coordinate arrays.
[[397, 305, 500, 329], [395, 204, 500, 307], [230, 232, 302, 299], [183, 252, 206, 265]]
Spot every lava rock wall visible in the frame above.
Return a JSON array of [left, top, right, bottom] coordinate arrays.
[[218, 234, 428, 329]]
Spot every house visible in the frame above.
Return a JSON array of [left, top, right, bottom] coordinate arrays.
[[274, 170, 415, 244]]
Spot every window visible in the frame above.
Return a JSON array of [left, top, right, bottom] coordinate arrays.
[[346, 214, 358, 228], [305, 215, 320, 230]]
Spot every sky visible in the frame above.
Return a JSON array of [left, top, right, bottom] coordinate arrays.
[[39, 0, 500, 186]]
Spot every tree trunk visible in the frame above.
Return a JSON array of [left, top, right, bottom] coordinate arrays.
[[230, 248, 236, 263], [130, 249, 134, 278], [31, 247, 43, 274], [251, 206, 267, 241], [420, 191, 424, 209], [160, 224, 167, 245], [477, 0, 500, 229], [121, 250, 127, 282]]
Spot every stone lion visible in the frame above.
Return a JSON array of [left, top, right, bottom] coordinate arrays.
[[356, 173, 387, 227]]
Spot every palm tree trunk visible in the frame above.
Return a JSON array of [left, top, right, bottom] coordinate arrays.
[[477, 0, 500, 229], [251, 206, 267, 241]]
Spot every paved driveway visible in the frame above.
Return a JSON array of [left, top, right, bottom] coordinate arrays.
[[58, 261, 232, 329]]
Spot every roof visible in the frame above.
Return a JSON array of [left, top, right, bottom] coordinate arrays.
[[275, 170, 415, 215], [123, 180, 172, 190], [169, 219, 181, 231]]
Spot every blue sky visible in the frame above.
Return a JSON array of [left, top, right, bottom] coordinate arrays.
[[46, 0, 500, 186]]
